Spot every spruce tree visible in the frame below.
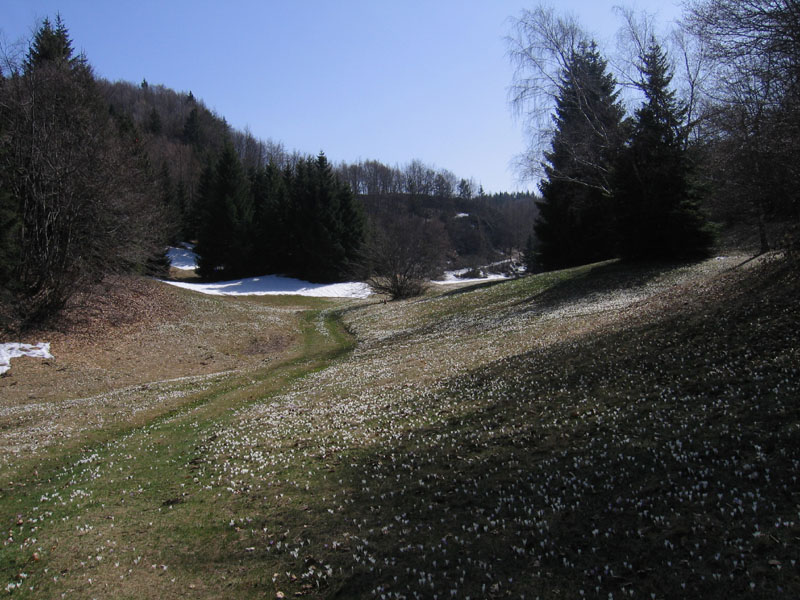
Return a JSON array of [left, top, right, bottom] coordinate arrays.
[[182, 107, 201, 147], [146, 107, 162, 135], [336, 173, 366, 273], [310, 153, 365, 281], [614, 41, 713, 261], [0, 169, 21, 293], [250, 162, 289, 274], [2, 16, 166, 323], [195, 145, 253, 278], [158, 162, 182, 243], [530, 42, 626, 271], [174, 180, 190, 240], [23, 15, 75, 70], [276, 153, 365, 282], [301, 153, 346, 282]]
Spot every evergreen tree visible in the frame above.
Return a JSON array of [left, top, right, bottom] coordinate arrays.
[[23, 15, 76, 70], [158, 162, 182, 243], [249, 162, 288, 274], [304, 153, 364, 282], [1, 16, 166, 323], [182, 107, 201, 146], [268, 153, 365, 282], [530, 42, 626, 271], [0, 167, 21, 293], [146, 107, 162, 135], [174, 179, 190, 240], [0, 112, 22, 324], [336, 171, 366, 272], [192, 149, 364, 283], [290, 154, 343, 282], [614, 41, 713, 261], [195, 145, 253, 278]]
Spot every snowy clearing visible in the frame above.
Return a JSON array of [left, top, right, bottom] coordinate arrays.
[[162, 275, 372, 299], [0, 342, 53, 375], [164, 242, 518, 297], [163, 244, 370, 298], [166, 244, 198, 270]]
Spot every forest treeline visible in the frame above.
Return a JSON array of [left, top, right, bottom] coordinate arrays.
[[0, 16, 537, 328], [510, 1, 799, 271], [194, 149, 365, 283], [105, 76, 536, 276], [3, 0, 797, 326]]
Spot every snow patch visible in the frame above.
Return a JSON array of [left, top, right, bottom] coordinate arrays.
[[454, 212, 470, 218], [0, 342, 53, 375], [166, 243, 198, 270], [163, 242, 369, 298], [432, 269, 510, 285], [161, 275, 371, 299]]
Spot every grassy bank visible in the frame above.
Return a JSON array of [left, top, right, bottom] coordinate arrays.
[[2, 255, 798, 598]]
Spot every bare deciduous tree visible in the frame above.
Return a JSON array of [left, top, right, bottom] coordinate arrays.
[[365, 216, 446, 300], [685, 0, 800, 251], [507, 6, 590, 183]]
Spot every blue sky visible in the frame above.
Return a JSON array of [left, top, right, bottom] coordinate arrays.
[[2, 1, 682, 193]]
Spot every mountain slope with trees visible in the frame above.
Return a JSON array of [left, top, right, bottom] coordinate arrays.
[[0, 17, 167, 328], [1, 15, 534, 328]]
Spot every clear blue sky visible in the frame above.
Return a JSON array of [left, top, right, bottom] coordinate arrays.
[[2, 1, 682, 193]]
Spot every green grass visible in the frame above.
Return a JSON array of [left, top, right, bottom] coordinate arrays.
[[2, 255, 798, 598]]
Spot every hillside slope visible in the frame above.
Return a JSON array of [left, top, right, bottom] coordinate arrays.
[[1, 254, 797, 599]]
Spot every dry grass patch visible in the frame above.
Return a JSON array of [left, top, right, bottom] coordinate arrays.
[[0, 276, 344, 475]]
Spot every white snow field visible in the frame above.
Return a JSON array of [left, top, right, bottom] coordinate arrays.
[[162, 275, 372, 299], [432, 268, 511, 286], [0, 342, 53, 375], [163, 244, 370, 298], [165, 243, 199, 270]]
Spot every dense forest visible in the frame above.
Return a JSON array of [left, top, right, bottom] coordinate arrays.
[[2, 0, 798, 326], [0, 16, 538, 328]]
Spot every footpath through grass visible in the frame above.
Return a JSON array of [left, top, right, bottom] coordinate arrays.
[[2, 255, 799, 599]]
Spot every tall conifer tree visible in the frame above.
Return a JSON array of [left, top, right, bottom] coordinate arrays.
[[195, 145, 253, 278], [1, 15, 166, 323], [614, 41, 713, 261], [531, 42, 625, 271]]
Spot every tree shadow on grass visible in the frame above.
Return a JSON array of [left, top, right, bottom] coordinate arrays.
[[329, 261, 800, 598]]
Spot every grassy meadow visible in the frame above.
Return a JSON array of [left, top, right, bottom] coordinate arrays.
[[1, 254, 798, 599]]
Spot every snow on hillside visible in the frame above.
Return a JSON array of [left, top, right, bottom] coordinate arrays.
[[166, 244, 199, 270], [0, 342, 53, 375], [163, 244, 370, 298], [162, 275, 371, 299], [432, 269, 510, 285], [163, 243, 516, 298]]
